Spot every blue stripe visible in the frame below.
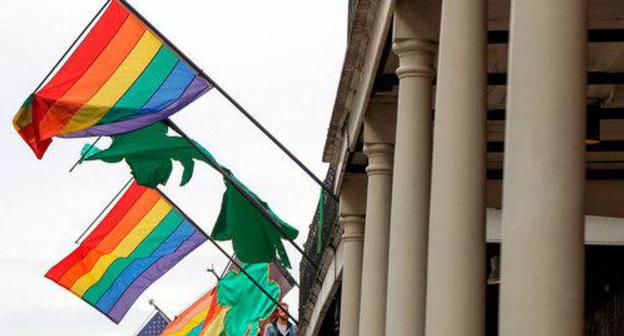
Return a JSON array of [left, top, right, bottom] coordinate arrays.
[[187, 321, 205, 336], [96, 221, 197, 312], [137, 61, 196, 115]]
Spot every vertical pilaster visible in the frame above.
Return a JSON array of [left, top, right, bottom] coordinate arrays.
[[499, 0, 587, 335]]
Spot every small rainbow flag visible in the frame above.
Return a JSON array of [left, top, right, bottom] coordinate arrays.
[[160, 287, 229, 336], [162, 263, 295, 336], [46, 181, 207, 323], [14, 0, 212, 158]]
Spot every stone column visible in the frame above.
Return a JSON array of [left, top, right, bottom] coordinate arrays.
[[425, 0, 487, 335], [385, 1, 440, 335], [338, 174, 367, 336], [499, 1, 587, 335], [358, 102, 396, 336]]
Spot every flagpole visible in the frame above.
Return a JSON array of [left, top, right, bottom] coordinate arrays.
[[220, 259, 233, 279], [71, 176, 298, 323], [156, 187, 299, 324], [164, 119, 319, 269], [148, 299, 172, 323], [74, 177, 134, 244], [117, 0, 337, 201], [68, 132, 318, 269], [69, 136, 102, 172], [223, 257, 300, 289], [275, 262, 301, 289], [33, 0, 111, 93], [206, 265, 221, 281]]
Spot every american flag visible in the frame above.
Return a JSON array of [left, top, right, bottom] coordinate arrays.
[[136, 311, 170, 336]]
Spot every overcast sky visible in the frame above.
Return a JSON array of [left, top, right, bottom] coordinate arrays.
[[0, 1, 346, 334]]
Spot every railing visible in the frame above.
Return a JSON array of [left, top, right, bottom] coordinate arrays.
[[348, 0, 358, 38], [297, 0, 357, 324], [298, 164, 340, 321]]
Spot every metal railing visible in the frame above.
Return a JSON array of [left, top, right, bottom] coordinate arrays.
[[348, 0, 358, 38], [299, 164, 340, 320]]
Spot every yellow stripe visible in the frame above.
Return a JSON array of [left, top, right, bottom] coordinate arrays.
[[14, 102, 33, 129], [165, 307, 211, 336], [70, 199, 172, 296], [61, 30, 162, 135], [201, 308, 229, 336], [163, 291, 215, 334]]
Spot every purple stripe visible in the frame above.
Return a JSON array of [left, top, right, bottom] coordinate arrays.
[[60, 77, 211, 138], [106, 231, 207, 323]]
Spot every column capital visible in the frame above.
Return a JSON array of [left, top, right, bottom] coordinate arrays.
[[392, 39, 437, 79], [394, 0, 441, 43], [341, 214, 365, 243], [339, 174, 367, 241], [363, 101, 397, 144], [364, 143, 394, 176], [340, 174, 368, 215]]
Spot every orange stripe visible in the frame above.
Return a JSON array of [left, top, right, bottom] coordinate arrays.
[[60, 31, 163, 135], [200, 292, 227, 334], [57, 189, 161, 289], [38, 14, 146, 140], [162, 289, 216, 334], [200, 306, 228, 336]]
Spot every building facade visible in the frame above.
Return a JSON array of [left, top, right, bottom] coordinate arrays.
[[299, 0, 624, 335]]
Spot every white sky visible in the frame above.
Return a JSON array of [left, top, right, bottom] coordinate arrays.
[[0, 1, 346, 334]]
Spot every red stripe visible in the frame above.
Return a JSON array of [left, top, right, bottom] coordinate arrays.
[[33, 0, 129, 138], [204, 287, 221, 323], [45, 181, 146, 281], [37, 1, 129, 101], [16, 120, 52, 159]]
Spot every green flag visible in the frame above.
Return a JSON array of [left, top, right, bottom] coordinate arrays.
[[217, 263, 282, 336], [317, 188, 325, 254], [82, 123, 218, 187], [81, 123, 299, 268], [212, 173, 299, 268]]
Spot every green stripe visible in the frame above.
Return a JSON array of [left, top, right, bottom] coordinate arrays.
[[187, 322, 205, 336], [97, 46, 179, 125], [82, 209, 184, 304]]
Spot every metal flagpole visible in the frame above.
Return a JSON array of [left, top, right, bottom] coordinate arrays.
[[223, 256, 300, 289], [68, 131, 318, 269], [220, 259, 233, 279], [156, 187, 299, 324], [51, 0, 325, 265], [276, 261, 301, 289], [71, 178, 298, 324], [32, 0, 111, 93], [69, 136, 102, 172], [74, 177, 134, 244], [206, 264, 221, 281], [148, 299, 172, 322], [164, 119, 318, 269], [118, 0, 337, 201]]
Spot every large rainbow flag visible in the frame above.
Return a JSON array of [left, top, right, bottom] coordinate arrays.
[[46, 181, 207, 323], [14, 0, 212, 158]]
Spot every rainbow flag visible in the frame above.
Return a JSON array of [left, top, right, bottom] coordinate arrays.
[[160, 287, 229, 336], [163, 263, 294, 336], [46, 181, 207, 323], [14, 0, 212, 158]]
